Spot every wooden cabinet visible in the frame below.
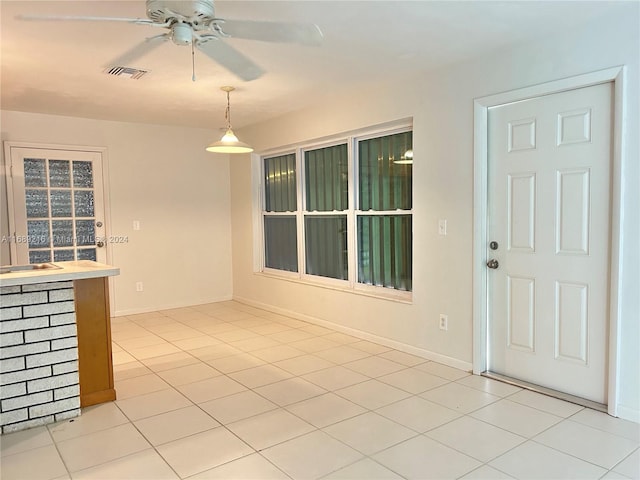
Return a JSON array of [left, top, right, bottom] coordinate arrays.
[[74, 277, 116, 407]]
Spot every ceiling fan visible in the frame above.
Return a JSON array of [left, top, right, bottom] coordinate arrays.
[[17, 0, 323, 81]]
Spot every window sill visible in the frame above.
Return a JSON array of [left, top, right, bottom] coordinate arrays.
[[254, 270, 413, 305]]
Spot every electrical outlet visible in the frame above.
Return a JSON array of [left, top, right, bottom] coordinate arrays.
[[136, 282, 143, 292], [439, 314, 448, 331]]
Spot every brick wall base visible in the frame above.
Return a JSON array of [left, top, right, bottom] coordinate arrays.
[[0, 282, 81, 434]]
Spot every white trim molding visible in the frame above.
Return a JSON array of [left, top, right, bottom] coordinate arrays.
[[472, 66, 626, 418]]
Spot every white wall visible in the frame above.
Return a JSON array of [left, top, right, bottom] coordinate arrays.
[[230, 8, 639, 420], [1, 112, 234, 314], [0, 147, 10, 264]]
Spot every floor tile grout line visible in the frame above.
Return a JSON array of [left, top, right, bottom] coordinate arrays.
[[113, 338, 279, 479], [55, 358, 490, 476], [453, 462, 511, 480], [113, 407, 185, 480], [115, 310, 587, 460], [115, 314, 501, 449], [420, 420, 526, 467], [8, 302, 630, 480], [604, 446, 640, 480], [527, 437, 625, 473], [564, 410, 640, 443], [51, 422, 154, 476], [114, 311, 449, 476], [46, 423, 74, 479]]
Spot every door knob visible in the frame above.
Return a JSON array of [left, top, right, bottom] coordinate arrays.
[[96, 241, 105, 248], [486, 259, 499, 269]]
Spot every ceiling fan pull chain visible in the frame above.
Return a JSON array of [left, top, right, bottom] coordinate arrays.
[[191, 38, 196, 82]]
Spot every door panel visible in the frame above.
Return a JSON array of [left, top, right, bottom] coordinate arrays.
[[507, 275, 536, 352], [8, 147, 107, 265], [508, 173, 536, 252], [487, 82, 612, 404], [556, 169, 590, 254], [555, 281, 588, 363]]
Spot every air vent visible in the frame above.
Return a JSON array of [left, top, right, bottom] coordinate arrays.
[[104, 66, 149, 80]]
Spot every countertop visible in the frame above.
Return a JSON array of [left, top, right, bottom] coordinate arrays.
[[0, 261, 120, 287]]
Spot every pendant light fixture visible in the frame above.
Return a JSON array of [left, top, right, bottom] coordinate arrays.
[[206, 86, 253, 154]]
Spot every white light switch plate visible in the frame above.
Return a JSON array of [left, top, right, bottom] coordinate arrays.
[[438, 219, 447, 235]]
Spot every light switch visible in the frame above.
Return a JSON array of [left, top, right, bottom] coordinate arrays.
[[133, 220, 141, 231], [438, 219, 447, 235]]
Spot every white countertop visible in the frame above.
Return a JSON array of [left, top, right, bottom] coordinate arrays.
[[0, 261, 120, 287]]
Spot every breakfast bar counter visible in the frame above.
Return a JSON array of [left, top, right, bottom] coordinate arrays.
[[0, 261, 119, 434], [0, 260, 119, 286]]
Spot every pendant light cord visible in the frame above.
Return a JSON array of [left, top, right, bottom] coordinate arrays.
[[225, 90, 232, 130]]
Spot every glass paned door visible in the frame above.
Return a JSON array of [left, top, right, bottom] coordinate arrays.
[[7, 147, 106, 265]]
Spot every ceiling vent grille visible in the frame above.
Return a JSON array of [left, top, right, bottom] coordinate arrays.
[[104, 66, 149, 80]]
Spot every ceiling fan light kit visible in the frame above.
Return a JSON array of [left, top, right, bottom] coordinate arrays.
[[206, 86, 253, 154]]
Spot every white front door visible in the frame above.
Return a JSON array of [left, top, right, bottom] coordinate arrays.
[[6, 146, 108, 265], [487, 82, 612, 404]]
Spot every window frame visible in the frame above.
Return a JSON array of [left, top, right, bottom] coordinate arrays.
[[261, 149, 300, 279], [255, 121, 413, 302], [300, 139, 352, 288]]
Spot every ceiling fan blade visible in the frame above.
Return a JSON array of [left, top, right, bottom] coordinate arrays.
[[16, 14, 155, 25], [105, 34, 169, 67], [197, 38, 265, 81], [215, 20, 323, 46]]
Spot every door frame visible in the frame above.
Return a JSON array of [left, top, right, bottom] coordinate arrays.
[[472, 66, 626, 417], [3, 141, 115, 311]]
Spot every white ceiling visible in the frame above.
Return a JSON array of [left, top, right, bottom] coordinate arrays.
[[0, 1, 627, 130]]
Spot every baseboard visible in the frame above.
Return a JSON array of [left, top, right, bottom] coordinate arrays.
[[233, 295, 473, 372], [113, 295, 233, 317]]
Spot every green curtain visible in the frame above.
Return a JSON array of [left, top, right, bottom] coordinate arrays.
[[263, 132, 412, 291], [305, 144, 348, 211], [264, 154, 296, 212], [357, 131, 413, 291], [359, 132, 412, 211], [264, 216, 297, 272], [264, 154, 298, 272], [303, 144, 349, 280], [305, 215, 348, 280], [357, 215, 412, 291]]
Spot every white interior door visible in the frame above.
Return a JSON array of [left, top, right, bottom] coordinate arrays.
[[7, 147, 107, 265], [487, 82, 612, 404]]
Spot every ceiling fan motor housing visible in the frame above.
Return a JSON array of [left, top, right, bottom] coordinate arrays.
[[146, 0, 216, 24], [171, 23, 193, 45]]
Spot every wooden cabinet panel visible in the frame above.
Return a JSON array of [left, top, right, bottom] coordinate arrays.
[[74, 277, 116, 407]]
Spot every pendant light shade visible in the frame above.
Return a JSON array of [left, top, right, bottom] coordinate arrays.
[[206, 86, 253, 154]]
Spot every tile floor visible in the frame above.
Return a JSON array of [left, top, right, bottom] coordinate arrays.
[[1, 301, 638, 479]]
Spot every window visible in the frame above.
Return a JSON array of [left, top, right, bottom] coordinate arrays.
[[357, 131, 413, 291], [259, 126, 413, 297], [304, 144, 348, 281], [263, 153, 297, 272]]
